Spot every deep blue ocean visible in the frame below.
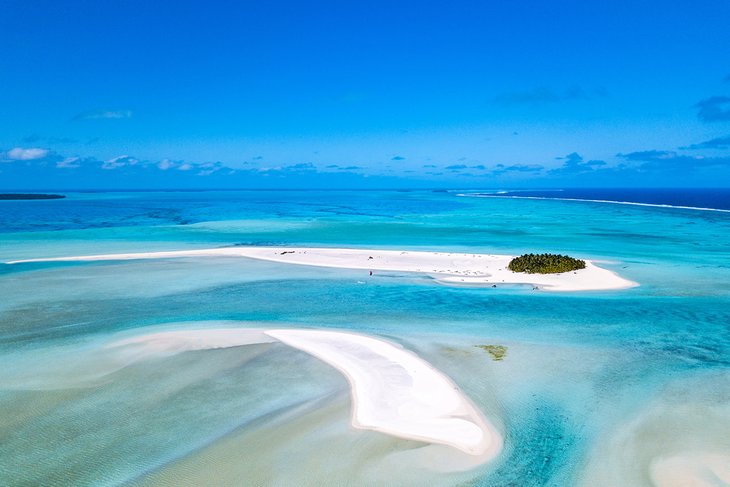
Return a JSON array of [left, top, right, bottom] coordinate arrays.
[[1, 189, 729, 486]]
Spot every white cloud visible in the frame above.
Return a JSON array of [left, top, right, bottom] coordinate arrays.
[[56, 157, 81, 168], [195, 161, 224, 176], [159, 159, 216, 172], [6, 147, 49, 160], [75, 109, 132, 120], [102, 155, 139, 169], [157, 159, 175, 170]]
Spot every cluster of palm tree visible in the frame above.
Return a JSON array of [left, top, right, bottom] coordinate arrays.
[[508, 253, 586, 274]]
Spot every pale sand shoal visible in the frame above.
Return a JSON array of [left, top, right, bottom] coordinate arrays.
[[650, 453, 730, 487], [102, 326, 501, 458], [266, 329, 501, 458], [6, 246, 637, 292]]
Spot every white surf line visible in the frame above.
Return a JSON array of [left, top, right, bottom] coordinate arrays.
[[100, 326, 501, 458], [265, 329, 501, 458], [5, 246, 636, 292], [457, 193, 730, 214]]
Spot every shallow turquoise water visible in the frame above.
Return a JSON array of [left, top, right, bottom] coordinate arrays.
[[1, 191, 729, 486]]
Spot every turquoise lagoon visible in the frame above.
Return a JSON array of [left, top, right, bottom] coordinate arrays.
[[1, 190, 729, 486]]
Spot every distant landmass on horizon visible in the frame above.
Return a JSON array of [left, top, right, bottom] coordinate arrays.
[[0, 193, 65, 200]]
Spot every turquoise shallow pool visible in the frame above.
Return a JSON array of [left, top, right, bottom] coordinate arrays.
[[1, 190, 729, 486]]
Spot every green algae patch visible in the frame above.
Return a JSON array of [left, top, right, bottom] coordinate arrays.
[[442, 346, 472, 356], [476, 345, 508, 361]]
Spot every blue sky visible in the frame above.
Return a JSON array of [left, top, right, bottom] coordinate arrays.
[[1, 0, 729, 189]]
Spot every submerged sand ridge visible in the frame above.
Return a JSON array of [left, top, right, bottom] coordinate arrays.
[[6, 246, 637, 292]]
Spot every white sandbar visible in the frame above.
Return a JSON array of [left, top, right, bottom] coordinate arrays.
[[6, 246, 636, 292], [265, 329, 501, 457], [98, 326, 501, 457]]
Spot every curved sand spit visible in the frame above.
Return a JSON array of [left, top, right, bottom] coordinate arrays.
[[266, 329, 500, 457], [106, 327, 501, 458], [6, 246, 636, 292]]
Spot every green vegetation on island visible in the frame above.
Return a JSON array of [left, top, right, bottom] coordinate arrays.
[[476, 345, 507, 361], [508, 253, 586, 274]]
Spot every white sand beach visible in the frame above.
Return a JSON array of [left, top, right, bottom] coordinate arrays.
[[6, 246, 636, 292], [266, 329, 501, 457]]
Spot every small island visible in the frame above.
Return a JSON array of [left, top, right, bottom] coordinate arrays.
[[9, 247, 637, 292], [508, 253, 586, 274], [0, 193, 65, 200]]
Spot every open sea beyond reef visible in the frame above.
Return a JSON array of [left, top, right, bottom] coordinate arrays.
[[1, 189, 730, 486]]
